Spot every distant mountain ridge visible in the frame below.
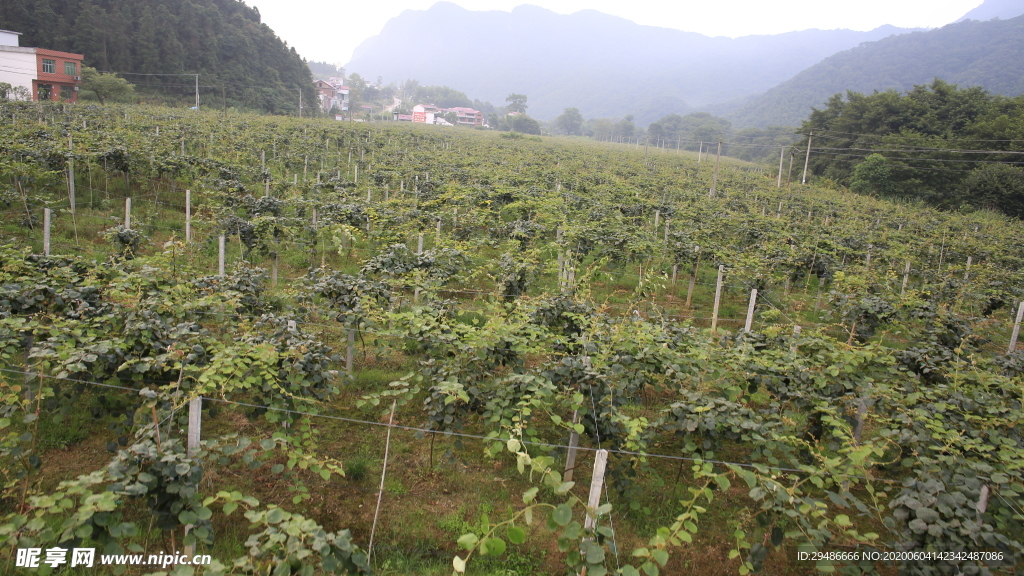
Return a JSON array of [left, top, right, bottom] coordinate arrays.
[[958, 0, 1024, 21], [727, 15, 1024, 127], [345, 2, 917, 123]]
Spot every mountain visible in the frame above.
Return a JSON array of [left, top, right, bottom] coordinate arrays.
[[345, 2, 915, 123], [958, 0, 1024, 21], [0, 0, 313, 114], [728, 15, 1024, 127]]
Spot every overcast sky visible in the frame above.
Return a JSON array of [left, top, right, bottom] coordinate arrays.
[[253, 0, 984, 66]]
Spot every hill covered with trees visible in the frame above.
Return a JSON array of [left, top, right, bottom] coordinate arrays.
[[797, 79, 1024, 218], [0, 0, 314, 114], [729, 15, 1024, 128]]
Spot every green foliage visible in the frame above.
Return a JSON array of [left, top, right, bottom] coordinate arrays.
[[80, 67, 135, 106]]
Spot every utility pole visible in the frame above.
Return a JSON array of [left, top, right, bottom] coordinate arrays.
[[777, 146, 785, 188], [801, 131, 813, 185], [709, 140, 722, 197]]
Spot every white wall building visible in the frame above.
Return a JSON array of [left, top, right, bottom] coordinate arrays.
[[0, 30, 36, 100]]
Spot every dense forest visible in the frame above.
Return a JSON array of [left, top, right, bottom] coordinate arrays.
[[798, 79, 1024, 218], [0, 0, 314, 114], [731, 15, 1024, 128]]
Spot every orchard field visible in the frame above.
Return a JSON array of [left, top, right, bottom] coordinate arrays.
[[1, 103, 1023, 576]]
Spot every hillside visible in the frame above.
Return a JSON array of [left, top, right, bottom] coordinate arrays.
[[728, 15, 1024, 127], [345, 2, 915, 123], [0, 0, 313, 113]]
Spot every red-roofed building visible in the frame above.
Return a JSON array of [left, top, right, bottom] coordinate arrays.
[[445, 107, 484, 126]]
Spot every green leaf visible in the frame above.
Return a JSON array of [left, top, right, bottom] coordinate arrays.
[[642, 561, 659, 576], [552, 504, 573, 526], [487, 538, 506, 556], [555, 481, 575, 495], [715, 475, 731, 492], [652, 549, 669, 567], [178, 510, 198, 525], [222, 502, 238, 516], [507, 526, 526, 545], [457, 533, 478, 551], [620, 566, 641, 576], [834, 514, 853, 527], [523, 487, 539, 504]]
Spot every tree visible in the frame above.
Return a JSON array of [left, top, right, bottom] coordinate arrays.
[[554, 107, 584, 136], [81, 66, 134, 105], [849, 154, 898, 197], [0, 82, 31, 101], [505, 93, 528, 114], [509, 115, 541, 135]]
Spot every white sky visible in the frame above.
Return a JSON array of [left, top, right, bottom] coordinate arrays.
[[252, 0, 984, 66]]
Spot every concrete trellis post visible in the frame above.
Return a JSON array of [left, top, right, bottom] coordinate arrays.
[[710, 265, 725, 333], [43, 208, 51, 256], [744, 289, 757, 333], [185, 190, 191, 242]]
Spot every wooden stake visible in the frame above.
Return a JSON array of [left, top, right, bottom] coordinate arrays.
[[1009, 302, 1024, 353], [218, 236, 225, 276], [368, 400, 397, 565], [711, 265, 725, 333], [964, 256, 972, 281], [564, 411, 580, 483], [901, 261, 911, 297], [124, 198, 131, 229], [582, 449, 609, 534], [347, 328, 355, 377], [744, 289, 757, 332]]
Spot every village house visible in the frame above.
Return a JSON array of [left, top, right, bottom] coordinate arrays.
[[315, 79, 349, 115], [0, 29, 84, 102]]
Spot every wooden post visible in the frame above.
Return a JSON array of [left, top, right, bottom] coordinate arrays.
[[67, 136, 76, 214], [582, 449, 609, 533], [711, 265, 725, 333], [801, 132, 813, 184], [777, 147, 785, 188], [709, 140, 722, 197], [368, 400, 397, 565], [124, 198, 131, 229], [653, 210, 660, 230], [347, 328, 355, 377], [303, 156, 308, 180], [744, 289, 757, 332], [671, 264, 678, 286], [1009, 302, 1024, 353], [366, 188, 371, 202], [564, 411, 580, 483], [43, 208, 51, 256], [964, 256, 972, 281], [272, 253, 278, 287], [417, 233, 424, 255], [664, 222, 669, 244], [436, 218, 442, 243], [218, 236, 225, 276], [185, 190, 191, 242], [901, 261, 911, 297], [686, 259, 699, 308], [355, 164, 358, 184]]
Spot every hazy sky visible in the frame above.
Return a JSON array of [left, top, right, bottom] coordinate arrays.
[[253, 0, 984, 65]]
